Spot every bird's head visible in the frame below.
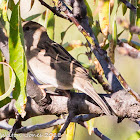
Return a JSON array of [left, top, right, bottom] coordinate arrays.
[[22, 21, 50, 50]]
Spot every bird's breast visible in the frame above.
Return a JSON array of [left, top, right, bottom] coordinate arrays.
[[27, 51, 73, 90], [28, 54, 58, 86]]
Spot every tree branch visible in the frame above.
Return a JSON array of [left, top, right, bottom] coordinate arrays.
[[117, 40, 140, 59], [0, 84, 139, 123], [48, 0, 140, 102], [38, 0, 71, 21], [16, 114, 97, 133], [0, 120, 12, 131], [0, 88, 139, 140], [0, 114, 110, 140], [0, 2, 140, 139], [79, 121, 110, 140], [0, 0, 139, 123], [120, 0, 136, 13]]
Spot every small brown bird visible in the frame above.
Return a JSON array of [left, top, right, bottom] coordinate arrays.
[[23, 21, 110, 115]]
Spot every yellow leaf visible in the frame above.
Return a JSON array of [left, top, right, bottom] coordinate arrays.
[[86, 118, 95, 135], [0, 0, 8, 22], [30, 0, 35, 10], [99, 0, 110, 36], [52, 0, 59, 6], [48, 125, 61, 140], [64, 40, 83, 51], [66, 122, 76, 140]]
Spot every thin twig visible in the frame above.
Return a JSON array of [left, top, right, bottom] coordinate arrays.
[[117, 40, 140, 59], [89, 64, 113, 93], [0, 120, 12, 131], [120, 0, 136, 13], [0, 114, 97, 133], [0, 114, 110, 140], [117, 18, 140, 35], [38, 0, 71, 21], [16, 119, 64, 133], [93, 128, 110, 140], [78, 120, 110, 140]]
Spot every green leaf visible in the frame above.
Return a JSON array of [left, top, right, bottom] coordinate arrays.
[[69, 45, 89, 64], [84, 0, 93, 26], [81, 63, 91, 69], [0, 0, 9, 35], [0, 51, 5, 95], [45, 9, 55, 40], [9, 2, 27, 117], [130, 0, 137, 26], [61, 24, 73, 45], [38, 11, 46, 25], [0, 62, 16, 101], [137, 4, 140, 40], [131, 40, 140, 50], [127, 130, 140, 140], [86, 118, 95, 135], [61, 31, 65, 43], [66, 122, 76, 140], [117, 29, 125, 38], [122, 3, 127, 15], [25, 13, 41, 21], [122, 0, 130, 15], [38, 10, 55, 40], [108, 33, 115, 63], [0, 0, 8, 22], [103, 43, 109, 50], [8, 0, 15, 11], [0, 52, 11, 107], [120, 39, 140, 50], [128, 0, 137, 41], [112, 19, 117, 46], [92, 21, 100, 40], [130, 0, 137, 24]]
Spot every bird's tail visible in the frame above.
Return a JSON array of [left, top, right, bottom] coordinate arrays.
[[83, 82, 111, 115]]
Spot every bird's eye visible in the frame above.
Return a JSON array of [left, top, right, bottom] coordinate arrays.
[[25, 26, 30, 31]]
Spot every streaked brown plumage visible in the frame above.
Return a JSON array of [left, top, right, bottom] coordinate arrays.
[[23, 21, 110, 115]]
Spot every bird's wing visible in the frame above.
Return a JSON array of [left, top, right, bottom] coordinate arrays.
[[50, 42, 85, 67], [42, 41, 96, 83]]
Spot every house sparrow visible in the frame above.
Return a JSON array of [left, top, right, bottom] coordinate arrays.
[[22, 21, 110, 115]]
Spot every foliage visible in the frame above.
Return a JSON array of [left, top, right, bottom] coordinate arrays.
[[0, 0, 139, 140]]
